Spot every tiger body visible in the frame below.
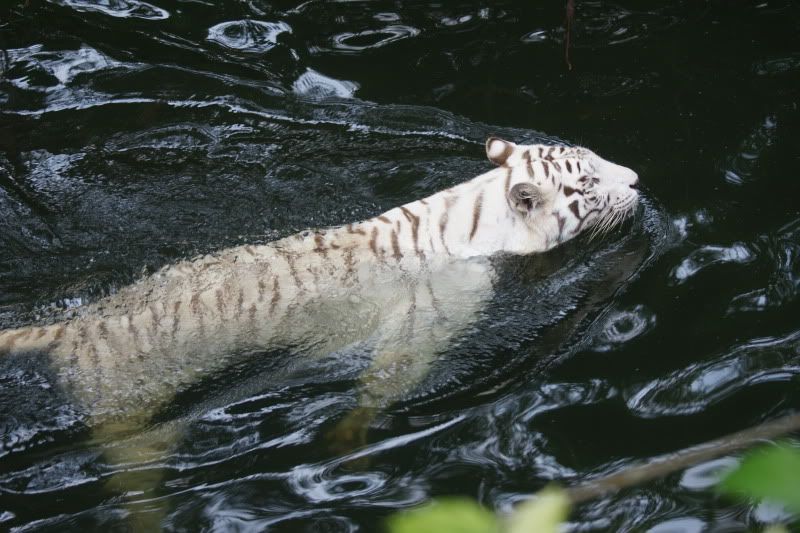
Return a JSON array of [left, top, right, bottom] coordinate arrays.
[[0, 138, 639, 426]]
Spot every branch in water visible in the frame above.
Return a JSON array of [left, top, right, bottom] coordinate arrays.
[[565, 412, 800, 504], [564, 0, 575, 70]]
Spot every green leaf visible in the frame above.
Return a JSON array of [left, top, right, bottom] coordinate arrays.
[[387, 498, 499, 533], [718, 443, 800, 512], [507, 486, 571, 533]]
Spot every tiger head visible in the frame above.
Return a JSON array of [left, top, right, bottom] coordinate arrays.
[[486, 137, 639, 249]]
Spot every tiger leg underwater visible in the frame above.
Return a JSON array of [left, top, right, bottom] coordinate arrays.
[[0, 138, 639, 522], [328, 259, 494, 456]]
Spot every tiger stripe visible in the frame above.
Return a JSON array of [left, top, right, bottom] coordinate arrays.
[[469, 191, 484, 241], [400, 206, 421, 255], [270, 278, 281, 315], [390, 229, 402, 260]]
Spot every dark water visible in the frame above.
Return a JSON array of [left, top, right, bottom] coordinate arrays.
[[1, 0, 800, 530]]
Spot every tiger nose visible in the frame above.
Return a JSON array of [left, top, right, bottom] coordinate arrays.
[[619, 166, 638, 188], [629, 171, 639, 189], [595, 155, 638, 187]]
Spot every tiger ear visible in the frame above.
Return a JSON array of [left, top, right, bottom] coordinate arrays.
[[508, 182, 542, 214], [486, 137, 516, 166]]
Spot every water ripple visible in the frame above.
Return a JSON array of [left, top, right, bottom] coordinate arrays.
[[195, 496, 359, 533], [292, 68, 359, 100], [286, 458, 426, 508], [0, 359, 84, 459], [626, 330, 800, 417], [728, 218, 800, 313], [328, 25, 421, 53], [570, 2, 685, 47], [49, 0, 169, 20], [521, 30, 548, 43], [752, 499, 795, 525], [446, 383, 614, 482], [571, 490, 682, 531], [5, 45, 128, 92], [289, 469, 388, 503], [207, 20, 292, 53], [588, 304, 656, 352], [647, 516, 706, 533], [679, 457, 738, 491], [287, 417, 461, 505], [671, 243, 754, 284], [754, 53, 800, 76], [723, 115, 777, 185], [0, 449, 102, 494]]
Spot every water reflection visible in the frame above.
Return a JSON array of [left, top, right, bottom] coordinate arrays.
[[728, 218, 800, 313], [588, 304, 656, 352], [754, 54, 800, 76], [752, 499, 795, 526], [207, 20, 292, 53], [723, 115, 777, 186], [327, 25, 421, 53], [647, 516, 706, 533], [571, 490, 681, 531], [679, 457, 738, 491], [48, 0, 169, 20], [292, 68, 358, 99], [5, 45, 126, 92], [626, 330, 800, 417], [671, 244, 753, 284], [520, 30, 548, 43], [0, 360, 83, 458], [568, 1, 684, 47]]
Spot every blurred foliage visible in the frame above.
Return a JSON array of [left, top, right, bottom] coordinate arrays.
[[386, 487, 569, 533], [507, 487, 570, 533], [387, 442, 800, 533], [719, 442, 800, 513], [387, 499, 499, 533]]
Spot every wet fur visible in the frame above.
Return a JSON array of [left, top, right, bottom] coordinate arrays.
[[0, 138, 639, 427]]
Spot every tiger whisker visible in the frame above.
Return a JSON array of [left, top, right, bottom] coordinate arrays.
[[590, 211, 612, 241], [597, 212, 617, 239], [587, 216, 605, 242], [588, 204, 632, 243], [588, 214, 610, 242]]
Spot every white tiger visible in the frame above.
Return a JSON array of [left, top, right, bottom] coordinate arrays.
[[0, 137, 638, 440]]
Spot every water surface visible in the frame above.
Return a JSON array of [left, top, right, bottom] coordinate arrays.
[[1, 0, 800, 531]]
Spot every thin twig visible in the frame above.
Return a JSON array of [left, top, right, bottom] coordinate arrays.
[[564, 0, 575, 70], [566, 413, 800, 504]]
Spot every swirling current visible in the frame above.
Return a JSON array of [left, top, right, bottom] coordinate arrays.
[[1, 1, 799, 531]]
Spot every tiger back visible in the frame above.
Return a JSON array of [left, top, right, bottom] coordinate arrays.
[[0, 137, 639, 425]]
